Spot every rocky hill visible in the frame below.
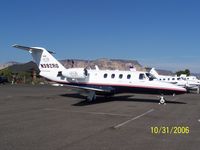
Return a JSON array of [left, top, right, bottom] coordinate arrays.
[[60, 58, 145, 71], [2, 59, 199, 78], [8, 61, 39, 73], [0, 61, 19, 70], [1, 59, 145, 73], [145, 67, 174, 76]]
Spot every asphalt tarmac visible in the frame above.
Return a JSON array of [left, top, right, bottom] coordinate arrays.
[[0, 84, 199, 150]]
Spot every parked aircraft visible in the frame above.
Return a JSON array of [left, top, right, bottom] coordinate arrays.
[[150, 68, 200, 93], [13, 44, 186, 104], [180, 74, 200, 93], [180, 74, 200, 83]]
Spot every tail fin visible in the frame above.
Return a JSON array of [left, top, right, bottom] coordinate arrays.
[[149, 68, 159, 78], [12, 44, 66, 72]]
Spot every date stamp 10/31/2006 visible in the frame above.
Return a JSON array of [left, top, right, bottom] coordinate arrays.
[[150, 126, 190, 135]]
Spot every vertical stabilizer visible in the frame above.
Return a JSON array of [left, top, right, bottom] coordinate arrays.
[[12, 44, 66, 74], [150, 68, 160, 78]]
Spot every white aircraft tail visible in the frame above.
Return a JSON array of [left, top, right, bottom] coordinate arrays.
[[12, 44, 66, 73], [149, 68, 160, 78]]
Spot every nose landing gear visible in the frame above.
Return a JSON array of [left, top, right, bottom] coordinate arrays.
[[159, 96, 166, 105]]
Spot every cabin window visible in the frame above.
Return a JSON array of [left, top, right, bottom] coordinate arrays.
[[172, 78, 175, 80], [127, 74, 131, 79], [163, 78, 165, 81], [168, 78, 170, 80], [177, 78, 180, 80], [119, 74, 123, 79], [104, 73, 108, 78], [139, 73, 145, 80], [111, 74, 115, 78]]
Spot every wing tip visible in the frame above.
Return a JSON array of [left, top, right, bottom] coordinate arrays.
[[12, 44, 19, 47], [12, 44, 55, 54]]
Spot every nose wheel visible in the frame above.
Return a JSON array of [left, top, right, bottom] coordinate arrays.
[[159, 96, 166, 105]]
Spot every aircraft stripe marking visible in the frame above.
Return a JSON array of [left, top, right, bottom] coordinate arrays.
[[113, 108, 154, 129], [54, 80, 186, 92]]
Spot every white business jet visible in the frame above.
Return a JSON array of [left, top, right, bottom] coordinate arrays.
[[13, 45, 186, 104], [180, 74, 200, 93], [180, 74, 200, 83], [150, 68, 200, 93]]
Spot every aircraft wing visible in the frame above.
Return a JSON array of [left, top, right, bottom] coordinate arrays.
[[61, 84, 114, 93], [170, 81, 178, 84]]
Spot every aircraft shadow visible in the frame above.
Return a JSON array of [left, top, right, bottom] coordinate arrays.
[[60, 93, 187, 106]]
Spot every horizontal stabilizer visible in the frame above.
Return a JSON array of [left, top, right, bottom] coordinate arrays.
[[12, 44, 55, 54], [12, 44, 65, 71]]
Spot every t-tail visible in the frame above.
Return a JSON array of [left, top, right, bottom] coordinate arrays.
[[149, 68, 159, 78], [12, 44, 66, 80]]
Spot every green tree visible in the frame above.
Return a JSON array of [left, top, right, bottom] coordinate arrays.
[[176, 69, 190, 76], [0, 68, 12, 81], [185, 69, 190, 76]]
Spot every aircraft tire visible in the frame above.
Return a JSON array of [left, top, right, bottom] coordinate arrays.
[[159, 97, 165, 104]]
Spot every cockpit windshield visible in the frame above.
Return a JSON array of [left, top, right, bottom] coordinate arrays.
[[145, 73, 157, 81]]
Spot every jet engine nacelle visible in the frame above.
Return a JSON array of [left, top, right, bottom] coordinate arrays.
[[61, 68, 88, 79]]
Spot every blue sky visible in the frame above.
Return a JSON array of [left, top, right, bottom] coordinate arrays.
[[0, 0, 200, 72]]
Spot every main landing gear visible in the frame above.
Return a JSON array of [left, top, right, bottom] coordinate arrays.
[[86, 91, 96, 102], [197, 86, 200, 94], [159, 96, 166, 105]]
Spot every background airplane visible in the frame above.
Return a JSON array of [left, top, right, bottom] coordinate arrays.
[[180, 74, 200, 93], [150, 68, 200, 93], [13, 44, 186, 104]]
